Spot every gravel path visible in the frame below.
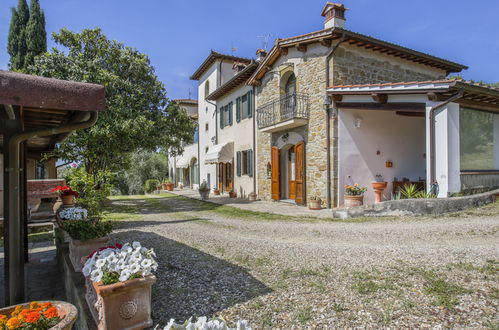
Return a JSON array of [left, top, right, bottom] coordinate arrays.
[[108, 194, 499, 329]]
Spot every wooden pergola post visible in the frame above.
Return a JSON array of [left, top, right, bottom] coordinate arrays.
[[2, 109, 26, 305]]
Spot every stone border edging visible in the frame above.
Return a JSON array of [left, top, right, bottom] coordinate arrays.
[[333, 189, 499, 218]]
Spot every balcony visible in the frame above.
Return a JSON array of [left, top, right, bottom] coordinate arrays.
[[257, 93, 309, 133]]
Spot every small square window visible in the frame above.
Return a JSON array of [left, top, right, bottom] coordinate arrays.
[[205, 147, 209, 153], [205, 123, 209, 131]]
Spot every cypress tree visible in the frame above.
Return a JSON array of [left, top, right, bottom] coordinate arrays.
[[7, 0, 30, 70], [25, 0, 47, 68]]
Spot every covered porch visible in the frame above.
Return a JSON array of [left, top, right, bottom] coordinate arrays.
[[328, 80, 499, 206], [0, 70, 105, 305]]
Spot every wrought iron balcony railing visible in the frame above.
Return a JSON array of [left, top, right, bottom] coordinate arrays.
[[257, 93, 309, 130]]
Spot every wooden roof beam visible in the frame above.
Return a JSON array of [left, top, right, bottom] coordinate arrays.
[[371, 93, 388, 104], [3, 104, 16, 119], [320, 38, 332, 47], [296, 43, 307, 52]]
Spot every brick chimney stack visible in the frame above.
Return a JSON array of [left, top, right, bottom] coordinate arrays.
[[321, 2, 347, 29]]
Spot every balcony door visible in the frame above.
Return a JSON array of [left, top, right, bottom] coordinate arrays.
[[282, 74, 296, 121]]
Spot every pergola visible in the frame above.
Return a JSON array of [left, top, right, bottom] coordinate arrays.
[[0, 70, 106, 305]]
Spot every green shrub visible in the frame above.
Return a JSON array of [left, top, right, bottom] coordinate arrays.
[[61, 167, 114, 219], [62, 220, 113, 241], [144, 179, 160, 193]]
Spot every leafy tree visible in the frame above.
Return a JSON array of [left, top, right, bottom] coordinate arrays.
[[27, 28, 195, 181], [7, 0, 30, 70], [114, 151, 169, 195], [25, 0, 47, 67]]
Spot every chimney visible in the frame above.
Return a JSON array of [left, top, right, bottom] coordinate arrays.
[[256, 48, 268, 62], [321, 2, 347, 29]]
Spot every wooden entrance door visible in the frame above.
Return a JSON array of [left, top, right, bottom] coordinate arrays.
[[295, 141, 305, 205], [271, 146, 280, 200], [288, 147, 296, 200]]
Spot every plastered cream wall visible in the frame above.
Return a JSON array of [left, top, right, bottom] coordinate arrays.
[[217, 84, 255, 197], [338, 109, 426, 205], [198, 60, 238, 189]]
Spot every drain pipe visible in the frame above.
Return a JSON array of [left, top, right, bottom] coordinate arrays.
[[5, 111, 98, 305], [252, 86, 257, 195], [324, 33, 346, 209], [428, 89, 464, 186]]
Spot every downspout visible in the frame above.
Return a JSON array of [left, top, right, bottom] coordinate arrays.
[[252, 86, 257, 194], [206, 98, 218, 189], [324, 33, 346, 209], [6, 111, 98, 304], [428, 89, 464, 186]]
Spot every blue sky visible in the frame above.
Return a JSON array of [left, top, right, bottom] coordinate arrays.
[[1, 0, 498, 99]]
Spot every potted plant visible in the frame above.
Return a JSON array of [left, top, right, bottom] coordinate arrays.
[[371, 175, 388, 203], [165, 179, 174, 191], [62, 220, 113, 272], [0, 300, 78, 330], [157, 317, 251, 329], [198, 180, 210, 200], [83, 242, 157, 330], [344, 183, 367, 207], [229, 190, 237, 198], [308, 195, 322, 210], [213, 186, 220, 195], [144, 179, 160, 194], [51, 185, 79, 208], [55, 206, 89, 243], [248, 192, 257, 201]]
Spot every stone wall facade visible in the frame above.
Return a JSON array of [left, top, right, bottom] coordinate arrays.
[[255, 41, 448, 207]]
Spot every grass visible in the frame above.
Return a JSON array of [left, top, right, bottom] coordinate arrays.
[[0, 231, 53, 246], [296, 307, 312, 324]]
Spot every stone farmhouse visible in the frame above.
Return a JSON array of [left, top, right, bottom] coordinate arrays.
[[173, 2, 499, 209]]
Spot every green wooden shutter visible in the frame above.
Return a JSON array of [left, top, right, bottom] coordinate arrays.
[[220, 106, 224, 129], [247, 91, 253, 118], [236, 97, 241, 122], [228, 102, 233, 125], [236, 151, 241, 177], [248, 149, 253, 177]]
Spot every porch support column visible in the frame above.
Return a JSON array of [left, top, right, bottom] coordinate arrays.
[[426, 102, 460, 197], [493, 115, 499, 169], [3, 110, 25, 305]]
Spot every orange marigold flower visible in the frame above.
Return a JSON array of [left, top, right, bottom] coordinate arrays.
[[29, 302, 40, 310], [25, 311, 41, 324], [10, 305, 23, 317], [41, 302, 53, 310], [0, 314, 7, 325], [354, 183, 359, 186], [6, 317, 21, 329], [43, 307, 59, 319]]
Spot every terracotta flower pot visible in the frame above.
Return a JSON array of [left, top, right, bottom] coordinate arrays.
[[371, 181, 388, 203], [248, 192, 257, 201], [166, 183, 174, 191], [85, 275, 156, 330], [61, 195, 75, 208], [161, 183, 168, 190], [213, 189, 220, 196], [229, 191, 237, 198], [308, 198, 322, 210], [0, 301, 78, 330], [69, 236, 109, 272], [344, 195, 364, 208]]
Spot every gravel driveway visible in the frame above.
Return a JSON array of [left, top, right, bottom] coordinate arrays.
[[107, 194, 499, 329]]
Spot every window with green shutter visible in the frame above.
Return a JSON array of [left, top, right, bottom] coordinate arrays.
[[228, 102, 233, 125], [236, 97, 241, 122], [247, 91, 253, 118], [219, 106, 224, 129], [236, 151, 241, 177], [247, 149, 253, 177]]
